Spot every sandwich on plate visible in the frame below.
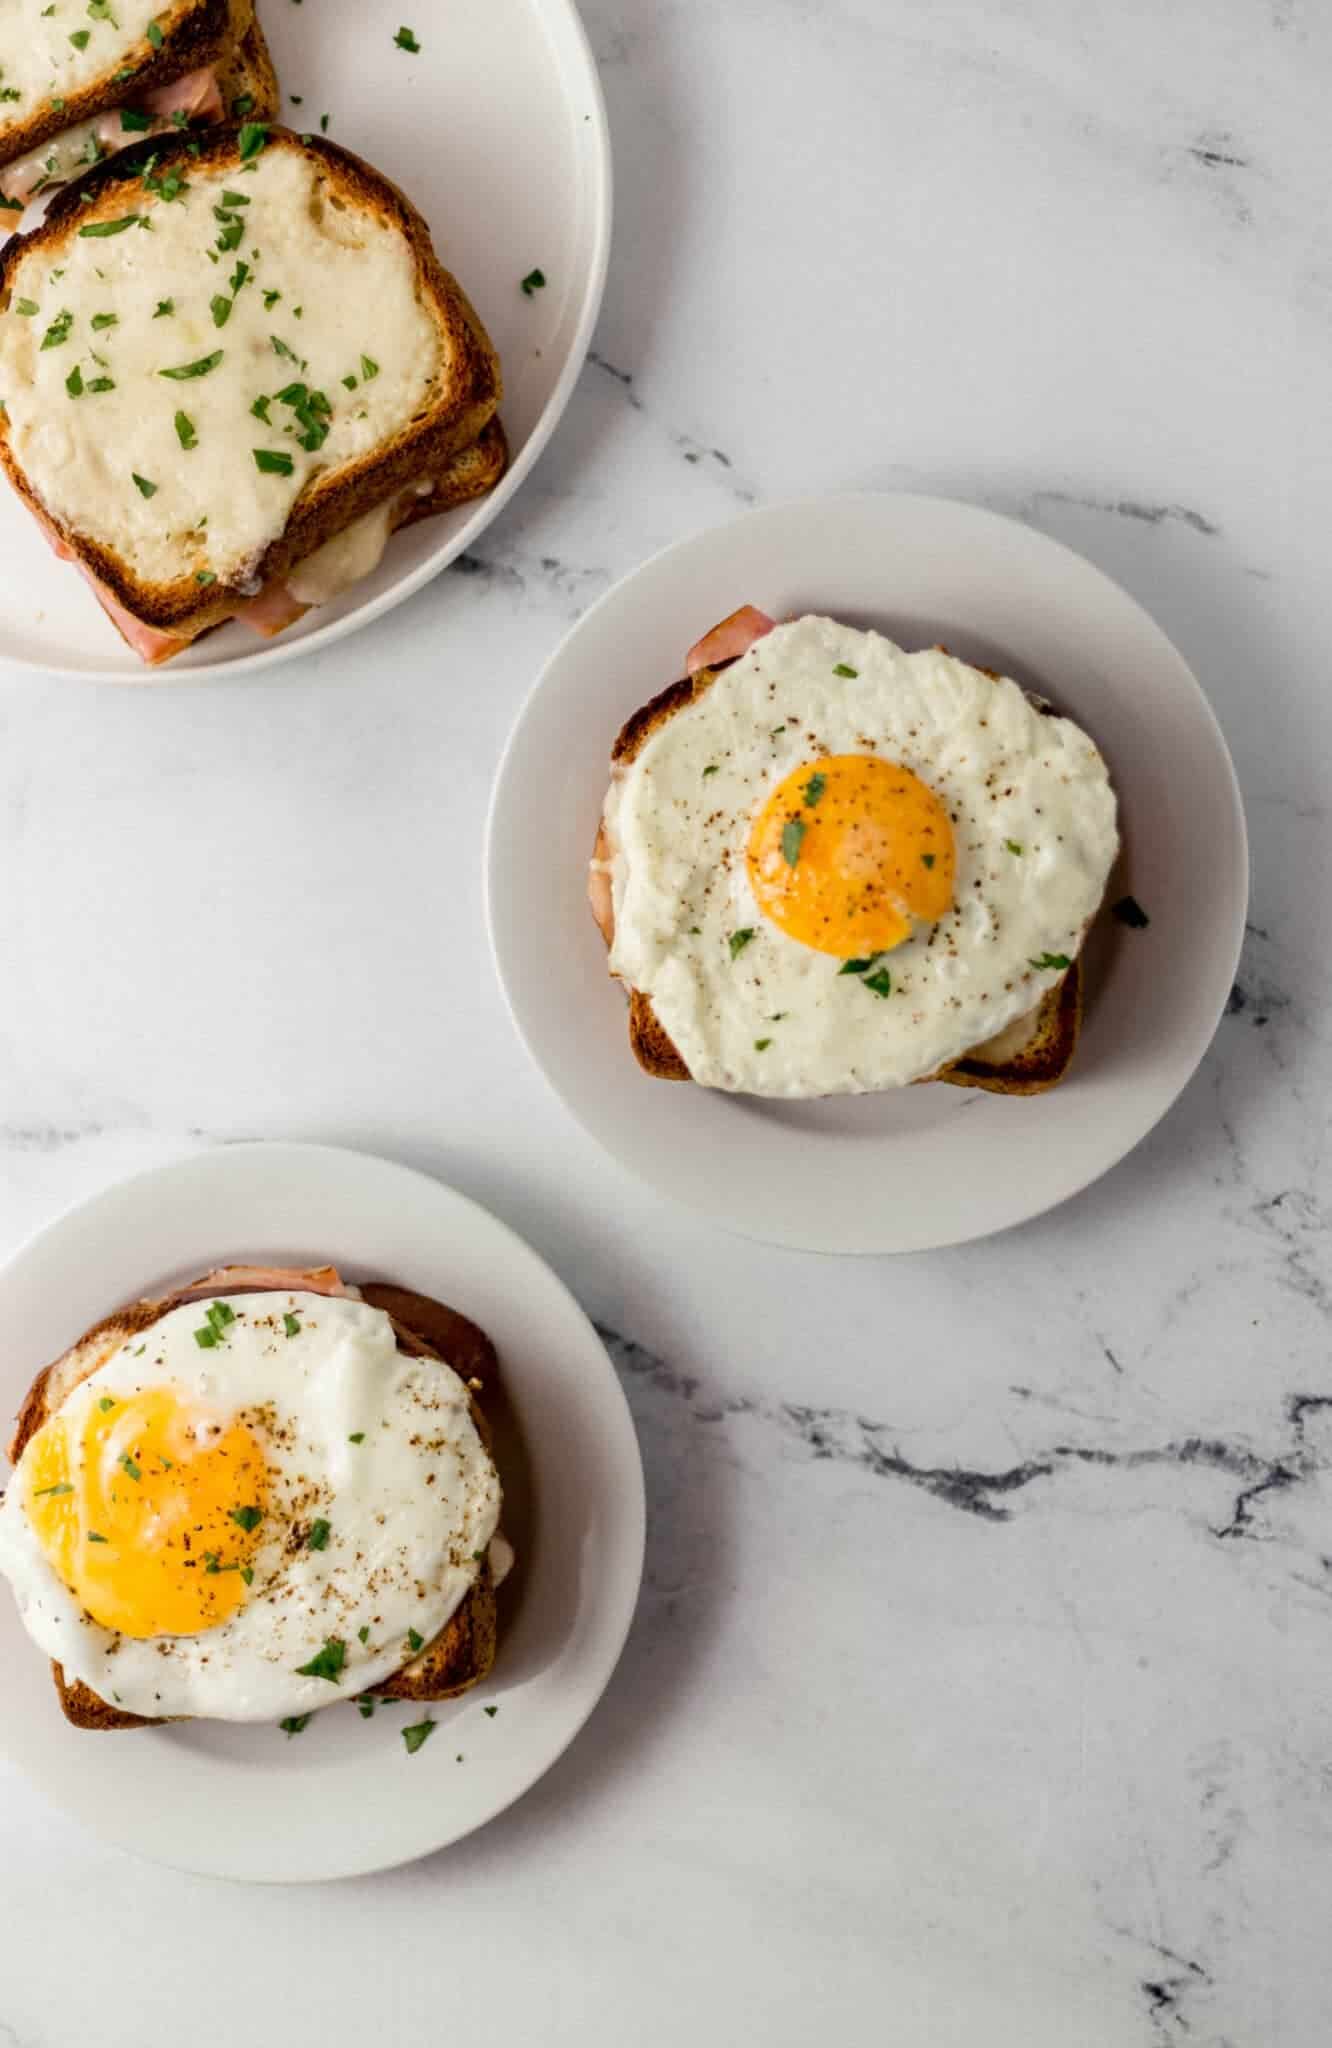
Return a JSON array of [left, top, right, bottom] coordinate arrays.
[[0, 0, 279, 213], [0, 1264, 511, 1728], [0, 120, 505, 662], [589, 609, 1120, 1098]]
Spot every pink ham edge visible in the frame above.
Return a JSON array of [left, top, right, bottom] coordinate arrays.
[[175, 1265, 354, 1304], [684, 605, 775, 676], [232, 581, 309, 638], [0, 67, 221, 206]]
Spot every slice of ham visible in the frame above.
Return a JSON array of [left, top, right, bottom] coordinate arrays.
[[175, 1264, 355, 1304], [1, 66, 221, 207], [685, 605, 775, 676], [232, 582, 310, 638]]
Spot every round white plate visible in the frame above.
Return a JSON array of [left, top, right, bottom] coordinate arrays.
[[486, 492, 1249, 1256], [0, 1142, 645, 1881], [0, 0, 610, 682]]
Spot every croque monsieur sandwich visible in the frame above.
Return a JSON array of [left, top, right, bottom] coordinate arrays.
[[589, 608, 1120, 1098], [0, 120, 505, 662], [0, 0, 278, 212], [0, 1264, 510, 1728]]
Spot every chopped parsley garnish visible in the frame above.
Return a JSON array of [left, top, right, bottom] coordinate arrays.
[[802, 772, 826, 806], [348, 1431, 365, 1443], [295, 1637, 346, 1683], [194, 1326, 218, 1348], [160, 349, 223, 379], [402, 1719, 435, 1755], [263, 288, 281, 309], [0, 193, 23, 208], [729, 927, 755, 960], [319, 113, 329, 133], [90, 311, 118, 330], [240, 1565, 254, 1586], [215, 214, 243, 253], [699, 763, 720, 779], [86, 376, 115, 392], [1112, 894, 1150, 928], [65, 365, 83, 398], [131, 472, 157, 497], [146, 18, 163, 46], [306, 1518, 331, 1551], [393, 25, 421, 52], [781, 819, 806, 867], [33, 1481, 73, 1497], [1029, 952, 1071, 971], [357, 1625, 370, 1644], [770, 725, 786, 737], [229, 260, 249, 293], [283, 1310, 301, 1336], [49, 97, 65, 112], [153, 298, 174, 317], [144, 162, 187, 202], [15, 299, 39, 317], [520, 268, 546, 296], [230, 1505, 263, 1532], [220, 189, 250, 207], [254, 448, 294, 475], [839, 954, 884, 975], [174, 410, 197, 449], [406, 1627, 425, 1653], [271, 332, 300, 362], [1006, 839, 1023, 855], [196, 570, 216, 585], [483, 1704, 498, 1718], [98, 1396, 116, 1411], [237, 121, 268, 160], [832, 662, 858, 678], [40, 309, 74, 349], [921, 853, 936, 868], [280, 1714, 311, 1736], [120, 1454, 141, 1480], [69, 29, 92, 48], [120, 107, 152, 132], [357, 1698, 376, 1718], [232, 93, 254, 117], [753, 1037, 772, 1051], [210, 293, 232, 328], [862, 969, 892, 998], [359, 353, 379, 381], [207, 1300, 235, 1330], [87, 1530, 109, 1543], [251, 394, 272, 422], [78, 214, 140, 237]]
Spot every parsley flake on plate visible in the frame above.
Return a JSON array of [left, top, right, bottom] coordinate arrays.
[[520, 268, 545, 296], [1112, 894, 1150, 928], [280, 1714, 311, 1736], [393, 25, 421, 52], [402, 1719, 435, 1755]]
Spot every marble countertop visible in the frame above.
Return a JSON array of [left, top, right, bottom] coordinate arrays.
[[1, 1, 1329, 2042]]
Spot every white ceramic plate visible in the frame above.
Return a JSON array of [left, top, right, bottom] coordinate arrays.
[[0, 1142, 645, 1881], [0, 0, 610, 682], [486, 493, 1249, 1256]]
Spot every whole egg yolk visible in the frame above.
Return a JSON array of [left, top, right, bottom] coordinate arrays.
[[25, 1386, 269, 1639], [746, 754, 956, 956]]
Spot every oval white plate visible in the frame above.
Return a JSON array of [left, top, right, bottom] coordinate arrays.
[[0, 1142, 645, 1881], [486, 493, 1249, 1255], [0, 0, 610, 682]]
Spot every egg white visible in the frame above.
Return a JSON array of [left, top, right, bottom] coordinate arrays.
[[603, 617, 1120, 1096], [0, 1293, 502, 1722]]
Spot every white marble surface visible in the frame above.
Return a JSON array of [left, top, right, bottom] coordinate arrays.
[[1, 1, 1330, 2042]]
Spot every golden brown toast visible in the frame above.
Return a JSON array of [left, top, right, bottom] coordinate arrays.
[[8, 1268, 502, 1730], [218, 11, 280, 126], [0, 0, 254, 170], [0, 124, 503, 652], [596, 661, 1091, 1095]]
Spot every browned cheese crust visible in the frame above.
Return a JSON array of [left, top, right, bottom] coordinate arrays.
[[594, 661, 1089, 1094], [9, 1270, 503, 1730], [0, 0, 254, 169], [0, 124, 503, 638]]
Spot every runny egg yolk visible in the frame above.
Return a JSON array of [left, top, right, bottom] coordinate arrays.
[[746, 754, 956, 957], [25, 1387, 269, 1639]]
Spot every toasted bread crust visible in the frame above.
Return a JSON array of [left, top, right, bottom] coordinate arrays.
[[597, 655, 1091, 1093], [11, 1270, 502, 1729], [217, 11, 279, 125], [0, 124, 502, 635], [0, 0, 253, 170]]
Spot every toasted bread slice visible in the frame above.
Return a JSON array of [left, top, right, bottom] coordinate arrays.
[[0, 0, 253, 171], [8, 1267, 502, 1730], [217, 12, 279, 126], [596, 661, 1091, 1095], [0, 123, 502, 659]]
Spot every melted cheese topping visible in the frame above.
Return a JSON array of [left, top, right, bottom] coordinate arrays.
[[0, 141, 443, 585], [0, 0, 165, 127], [0, 1292, 503, 1722]]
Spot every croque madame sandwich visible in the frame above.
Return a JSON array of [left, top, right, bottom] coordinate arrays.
[[589, 608, 1120, 1098], [0, 120, 505, 662], [0, 0, 278, 212], [0, 1264, 511, 1728]]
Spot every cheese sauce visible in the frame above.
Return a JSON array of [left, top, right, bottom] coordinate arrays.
[[0, 0, 164, 125]]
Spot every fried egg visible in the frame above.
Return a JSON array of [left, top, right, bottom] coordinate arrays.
[[602, 616, 1119, 1095], [0, 1293, 502, 1721]]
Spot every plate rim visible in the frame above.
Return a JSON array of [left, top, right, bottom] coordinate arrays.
[[0, 0, 613, 687], [484, 488, 1250, 1255], [0, 1138, 647, 1881]]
